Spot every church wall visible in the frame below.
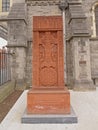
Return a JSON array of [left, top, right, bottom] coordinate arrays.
[[6, 0, 98, 89], [26, 0, 96, 89], [7, 18, 27, 89], [26, 41, 32, 87], [82, 0, 98, 86], [27, 3, 61, 41]]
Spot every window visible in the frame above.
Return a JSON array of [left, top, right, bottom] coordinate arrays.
[[91, 3, 98, 37], [2, 0, 10, 12], [95, 6, 98, 36]]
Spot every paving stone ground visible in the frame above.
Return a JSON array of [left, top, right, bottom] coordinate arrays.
[[0, 88, 98, 130]]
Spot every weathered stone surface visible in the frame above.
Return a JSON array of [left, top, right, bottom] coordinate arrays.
[[27, 3, 61, 41], [27, 16, 70, 115], [8, 3, 27, 21], [3, 0, 98, 90], [68, 0, 82, 4], [6, 1, 27, 89]]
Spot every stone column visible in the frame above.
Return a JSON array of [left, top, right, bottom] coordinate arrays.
[[66, 0, 95, 90], [7, 2, 27, 90], [71, 37, 94, 90]]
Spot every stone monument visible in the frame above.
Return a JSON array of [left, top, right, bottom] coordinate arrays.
[[22, 16, 77, 123], [27, 16, 70, 114]]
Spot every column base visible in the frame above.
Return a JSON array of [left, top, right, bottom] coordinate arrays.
[[73, 80, 96, 91], [27, 87, 70, 114]]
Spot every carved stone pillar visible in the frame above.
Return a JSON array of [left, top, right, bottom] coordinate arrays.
[[27, 16, 70, 114], [66, 0, 95, 90], [7, 2, 27, 90]]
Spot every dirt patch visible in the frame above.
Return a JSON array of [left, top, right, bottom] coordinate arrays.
[[0, 90, 23, 122]]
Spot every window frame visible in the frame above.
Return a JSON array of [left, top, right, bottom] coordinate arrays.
[[2, 0, 10, 12]]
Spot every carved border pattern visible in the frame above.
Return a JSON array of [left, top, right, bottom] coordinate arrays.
[[27, 0, 62, 6]]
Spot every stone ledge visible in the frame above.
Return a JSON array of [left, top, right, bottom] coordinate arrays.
[[7, 44, 27, 48], [90, 37, 98, 41], [0, 81, 15, 103], [66, 34, 90, 41], [68, 0, 82, 4]]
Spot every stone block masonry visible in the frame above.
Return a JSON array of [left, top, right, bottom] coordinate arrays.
[[5, 0, 98, 90]]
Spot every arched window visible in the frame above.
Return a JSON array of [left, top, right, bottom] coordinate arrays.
[[2, 0, 10, 12], [95, 5, 98, 36], [91, 3, 98, 37]]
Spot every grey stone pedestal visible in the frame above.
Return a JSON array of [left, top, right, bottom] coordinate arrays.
[[21, 107, 78, 124]]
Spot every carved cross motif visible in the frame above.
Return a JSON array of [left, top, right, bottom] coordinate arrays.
[[33, 16, 64, 88]]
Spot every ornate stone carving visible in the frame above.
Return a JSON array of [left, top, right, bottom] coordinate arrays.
[[59, 0, 68, 10], [27, 16, 70, 115], [33, 16, 64, 88], [27, 0, 61, 6], [39, 31, 58, 86]]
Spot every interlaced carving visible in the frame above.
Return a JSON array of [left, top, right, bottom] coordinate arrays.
[[39, 31, 58, 86], [33, 16, 64, 88]]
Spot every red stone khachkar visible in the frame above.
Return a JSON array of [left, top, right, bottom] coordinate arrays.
[[27, 16, 70, 114]]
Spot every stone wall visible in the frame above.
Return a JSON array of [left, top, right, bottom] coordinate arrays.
[[66, 40, 74, 88], [7, 3, 27, 89], [90, 38, 98, 86], [65, 0, 95, 90], [27, 0, 61, 41], [82, 0, 98, 86], [6, 0, 98, 90], [26, 41, 32, 87]]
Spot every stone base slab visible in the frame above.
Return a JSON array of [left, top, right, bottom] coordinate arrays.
[[27, 88, 70, 114], [21, 107, 78, 124]]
